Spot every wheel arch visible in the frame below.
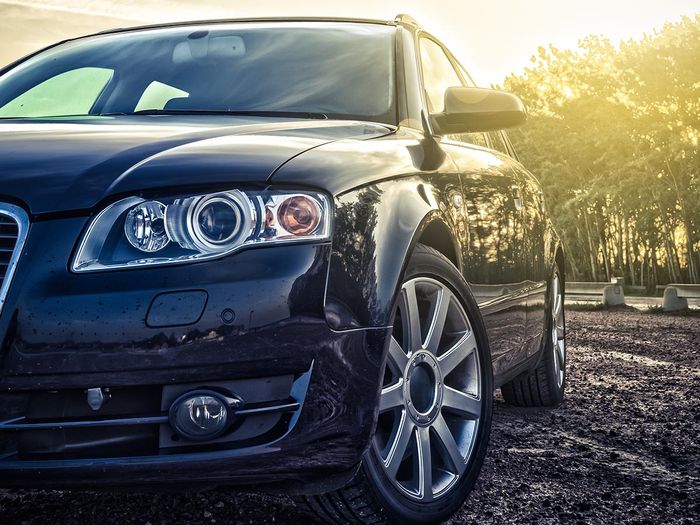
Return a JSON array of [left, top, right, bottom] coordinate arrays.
[[555, 244, 566, 291], [417, 218, 461, 272], [545, 226, 566, 291], [324, 178, 462, 332]]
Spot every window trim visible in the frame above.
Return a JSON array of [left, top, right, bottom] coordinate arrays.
[[413, 29, 439, 135], [395, 25, 418, 130], [501, 130, 520, 161]]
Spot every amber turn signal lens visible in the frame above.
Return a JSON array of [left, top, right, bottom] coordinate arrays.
[[277, 195, 321, 235]]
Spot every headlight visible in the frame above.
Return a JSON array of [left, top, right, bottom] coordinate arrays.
[[72, 189, 331, 272], [166, 191, 254, 254]]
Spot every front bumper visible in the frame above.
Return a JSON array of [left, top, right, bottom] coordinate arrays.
[[0, 217, 389, 490]]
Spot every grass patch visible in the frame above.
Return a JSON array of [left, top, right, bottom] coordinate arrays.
[[566, 303, 637, 312], [565, 302, 635, 312], [566, 302, 609, 311], [643, 305, 700, 317], [645, 305, 665, 314]]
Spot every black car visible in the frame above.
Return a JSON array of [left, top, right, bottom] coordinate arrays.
[[0, 14, 566, 524]]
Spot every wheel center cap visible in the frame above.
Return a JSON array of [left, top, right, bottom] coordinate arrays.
[[404, 351, 443, 425]]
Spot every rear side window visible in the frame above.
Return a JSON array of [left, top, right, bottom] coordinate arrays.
[[488, 131, 510, 155], [0, 67, 113, 117]]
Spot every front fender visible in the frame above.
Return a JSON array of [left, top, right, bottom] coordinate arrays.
[[324, 178, 454, 331]]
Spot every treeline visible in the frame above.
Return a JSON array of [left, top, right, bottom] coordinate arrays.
[[503, 15, 700, 288]]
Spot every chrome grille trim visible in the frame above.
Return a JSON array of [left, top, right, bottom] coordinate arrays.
[[0, 203, 29, 319]]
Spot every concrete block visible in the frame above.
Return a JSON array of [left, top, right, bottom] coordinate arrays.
[[602, 284, 625, 306], [663, 287, 688, 311]]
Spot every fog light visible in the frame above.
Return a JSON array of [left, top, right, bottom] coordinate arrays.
[[169, 391, 237, 441]]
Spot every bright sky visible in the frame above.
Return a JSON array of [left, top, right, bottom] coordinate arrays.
[[0, 0, 698, 84]]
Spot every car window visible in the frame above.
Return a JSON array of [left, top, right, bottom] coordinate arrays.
[[502, 131, 519, 160], [0, 67, 113, 118], [0, 23, 396, 124], [419, 37, 488, 148], [452, 59, 514, 156], [419, 38, 461, 114], [135, 81, 190, 112], [488, 131, 510, 155], [460, 131, 489, 148]]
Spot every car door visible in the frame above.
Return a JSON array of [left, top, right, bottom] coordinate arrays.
[[513, 159, 549, 356], [490, 130, 549, 358], [417, 35, 529, 378]]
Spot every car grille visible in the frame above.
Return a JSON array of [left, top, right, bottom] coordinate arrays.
[[0, 215, 18, 277], [0, 204, 29, 318]]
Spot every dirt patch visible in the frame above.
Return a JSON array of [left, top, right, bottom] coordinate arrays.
[[450, 309, 699, 525], [1, 310, 698, 524]]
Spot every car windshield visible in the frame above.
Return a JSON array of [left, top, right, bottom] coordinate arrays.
[[0, 22, 396, 124]]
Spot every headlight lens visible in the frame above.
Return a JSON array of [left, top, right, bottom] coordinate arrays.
[[124, 201, 169, 252], [73, 189, 331, 272], [277, 195, 322, 235], [165, 191, 253, 254]]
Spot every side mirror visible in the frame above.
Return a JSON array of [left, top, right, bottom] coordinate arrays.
[[432, 87, 527, 134]]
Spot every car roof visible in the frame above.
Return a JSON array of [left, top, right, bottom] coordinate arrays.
[[93, 14, 420, 38]]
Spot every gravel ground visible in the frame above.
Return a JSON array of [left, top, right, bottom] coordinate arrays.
[[1, 309, 698, 524]]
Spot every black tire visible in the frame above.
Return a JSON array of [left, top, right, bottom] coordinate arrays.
[[297, 244, 493, 524], [501, 265, 566, 407]]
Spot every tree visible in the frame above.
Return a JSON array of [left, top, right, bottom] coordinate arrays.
[[503, 15, 700, 286]]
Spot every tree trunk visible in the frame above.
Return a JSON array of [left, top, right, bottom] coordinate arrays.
[[595, 213, 611, 281], [583, 211, 599, 281]]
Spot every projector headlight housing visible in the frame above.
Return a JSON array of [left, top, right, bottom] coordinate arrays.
[[72, 189, 331, 272]]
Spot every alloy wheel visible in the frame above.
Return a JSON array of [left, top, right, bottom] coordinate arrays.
[[374, 277, 482, 502], [551, 273, 566, 387]]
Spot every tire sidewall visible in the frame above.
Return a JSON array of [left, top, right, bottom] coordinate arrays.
[[363, 247, 494, 525]]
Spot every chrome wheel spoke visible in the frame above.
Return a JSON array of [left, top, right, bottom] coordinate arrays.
[[385, 411, 414, 477], [425, 287, 451, 353], [417, 426, 433, 501], [551, 274, 562, 316], [442, 386, 481, 419], [554, 293, 563, 318], [387, 336, 409, 373], [556, 343, 566, 369], [551, 273, 566, 387], [402, 280, 423, 352], [438, 332, 476, 376], [380, 381, 404, 412], [433, 414, 466, 475], [556, 322, 565, 337]]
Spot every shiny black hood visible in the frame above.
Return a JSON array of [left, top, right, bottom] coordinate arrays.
[[0, 115, 392, 214]]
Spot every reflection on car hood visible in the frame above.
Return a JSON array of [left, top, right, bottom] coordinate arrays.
[[0, 115, 392, 214]]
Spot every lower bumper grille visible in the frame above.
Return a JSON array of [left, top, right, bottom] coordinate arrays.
[[0, 369, 310, 462]]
